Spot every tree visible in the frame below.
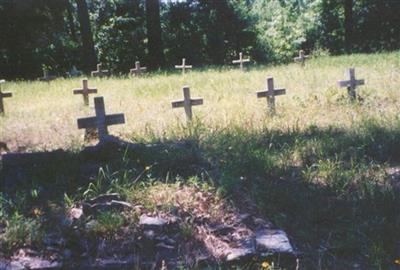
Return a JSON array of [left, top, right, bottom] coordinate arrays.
[[145, 0, 165, 69], [344, 0, 353, 52], [76, 0, 97, 72]]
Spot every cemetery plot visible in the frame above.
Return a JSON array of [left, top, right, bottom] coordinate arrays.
[[232, 52, 250, 71], [337, 68, 365, 100], [294, 50, 310, 66], [72, 79, 97, 106], [171, 86, 203, 121], [0, 80, 12, 114], [39, 69, 57, 82], [175, 58, 192, 75], [256, 77, 286, 115], [77, 97, 125, 141], [130, 61, 147, 76], [91, 63, 110, 78]]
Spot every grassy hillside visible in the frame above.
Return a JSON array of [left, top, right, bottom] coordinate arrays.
[[1, 51, 400, 269], [1, 51, 399, 151]]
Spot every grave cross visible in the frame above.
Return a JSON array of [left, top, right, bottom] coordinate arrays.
[[39, 69, 56, 82], [0, 80, 12, 114], [77, 97, 125, 141], [91, 64, 110, 78], [130, 61, 147, 77], [232, 52, 250, 71], [256, 77, 286, 115], [337, 68, 365, 100], [73, 79, 97, 106], [294, 50, 310, 66], [171, 86, 203, 121], [175, 58, 192, 75]]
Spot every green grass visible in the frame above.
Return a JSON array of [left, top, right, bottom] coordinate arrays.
[[1, 51, 400, 269]]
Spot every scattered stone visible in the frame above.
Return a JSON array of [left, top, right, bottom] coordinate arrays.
[[69, 207, 83, 220], [139, 215, 167, 231], [226, 247, 255, 262], [87, 193, 121, 204], [255, 229, 294, 254]]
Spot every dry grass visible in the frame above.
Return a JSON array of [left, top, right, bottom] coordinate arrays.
[[1, 51, 399, 151]]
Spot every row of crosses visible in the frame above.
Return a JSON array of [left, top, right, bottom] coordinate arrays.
[[0, 67, 366, 116], [38, 50, 311, 81]]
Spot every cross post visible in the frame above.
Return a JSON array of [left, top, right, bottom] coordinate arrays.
[[91, 64, 110, 78], [130, 61, 147, 76], [294, 50, 310, 67], [77, 97, 125, 141], [73, 79, 97, 106], [175, 58, 192, 75], [337, 68, 365, 100], [0, 80, 12, 114], [256, 77, 286, 115], [232, 52, 250, 71], [171, 86, 203, 122]]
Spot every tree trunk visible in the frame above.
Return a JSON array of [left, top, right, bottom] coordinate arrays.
[[145, 0, 164, 69], [76, 0, 97, 72], [66, 0, 77, 42], [344, 0, 353, 52]]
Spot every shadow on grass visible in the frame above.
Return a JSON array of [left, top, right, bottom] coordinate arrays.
[[1, 118, 400, 269]]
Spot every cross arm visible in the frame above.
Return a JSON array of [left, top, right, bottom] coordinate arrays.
[[190, 98, 203, 106], [1, 92, 12, 98], [77, 116, 97, 129], [105, 114, 125, 125], [171, 100, 184, 108]]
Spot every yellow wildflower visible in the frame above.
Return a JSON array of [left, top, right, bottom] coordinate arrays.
[[33, 208, 42, 217], [261, 261, 270, 269], [145, 166, 151, 171], [395, 259, 400, 265]]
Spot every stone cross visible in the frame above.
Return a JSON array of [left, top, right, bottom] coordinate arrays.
[[0, 80, 12, 114], [73, 79, 97, 106], [337, 68, 365, 100], [175, 58, 192, 75], [91, 64, 110, 78], [39, 69, 56, 82], [232, 52, 250, 71], [77, 97, 125, 141], [256, 77, 286, 114], [294, 50, 310, 66], [130, 61, 147, 76], [171, 86, 203, 121]]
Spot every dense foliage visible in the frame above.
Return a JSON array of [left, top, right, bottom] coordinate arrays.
[[0, 0, 399, 79]]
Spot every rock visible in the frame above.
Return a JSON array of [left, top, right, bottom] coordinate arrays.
[[225, 247, 255, 262], [10, 256, 62, 269], [69, 207, 83, 220], [255, 229, 294, 254], [143, 230, 156, 240], [85, 220, 100, 230], [209, 224, 235, 236], [139, 215, 167, 231], [83, 200, 133, 215], [86, 193, 121, 204]]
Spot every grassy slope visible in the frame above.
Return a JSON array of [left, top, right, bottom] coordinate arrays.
[[1, 51, 400, 269]]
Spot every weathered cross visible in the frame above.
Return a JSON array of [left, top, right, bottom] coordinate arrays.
[[130, 61, 147, 77], [77, 97, 125, 141], [39, 69, 56, 82], [232, 52, 250, 71], [91, 64, 110, 78], [294, 50, 310, 66], [0, 80, 12, 114], [175, 58, 192, 75], [171, 86, 203, 121], [337, 68, 365, 100], [256, 77, 286, 114], [73, 79, 97, 106]]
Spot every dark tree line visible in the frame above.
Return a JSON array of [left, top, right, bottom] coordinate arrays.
[[0, 0, 399, 79]]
